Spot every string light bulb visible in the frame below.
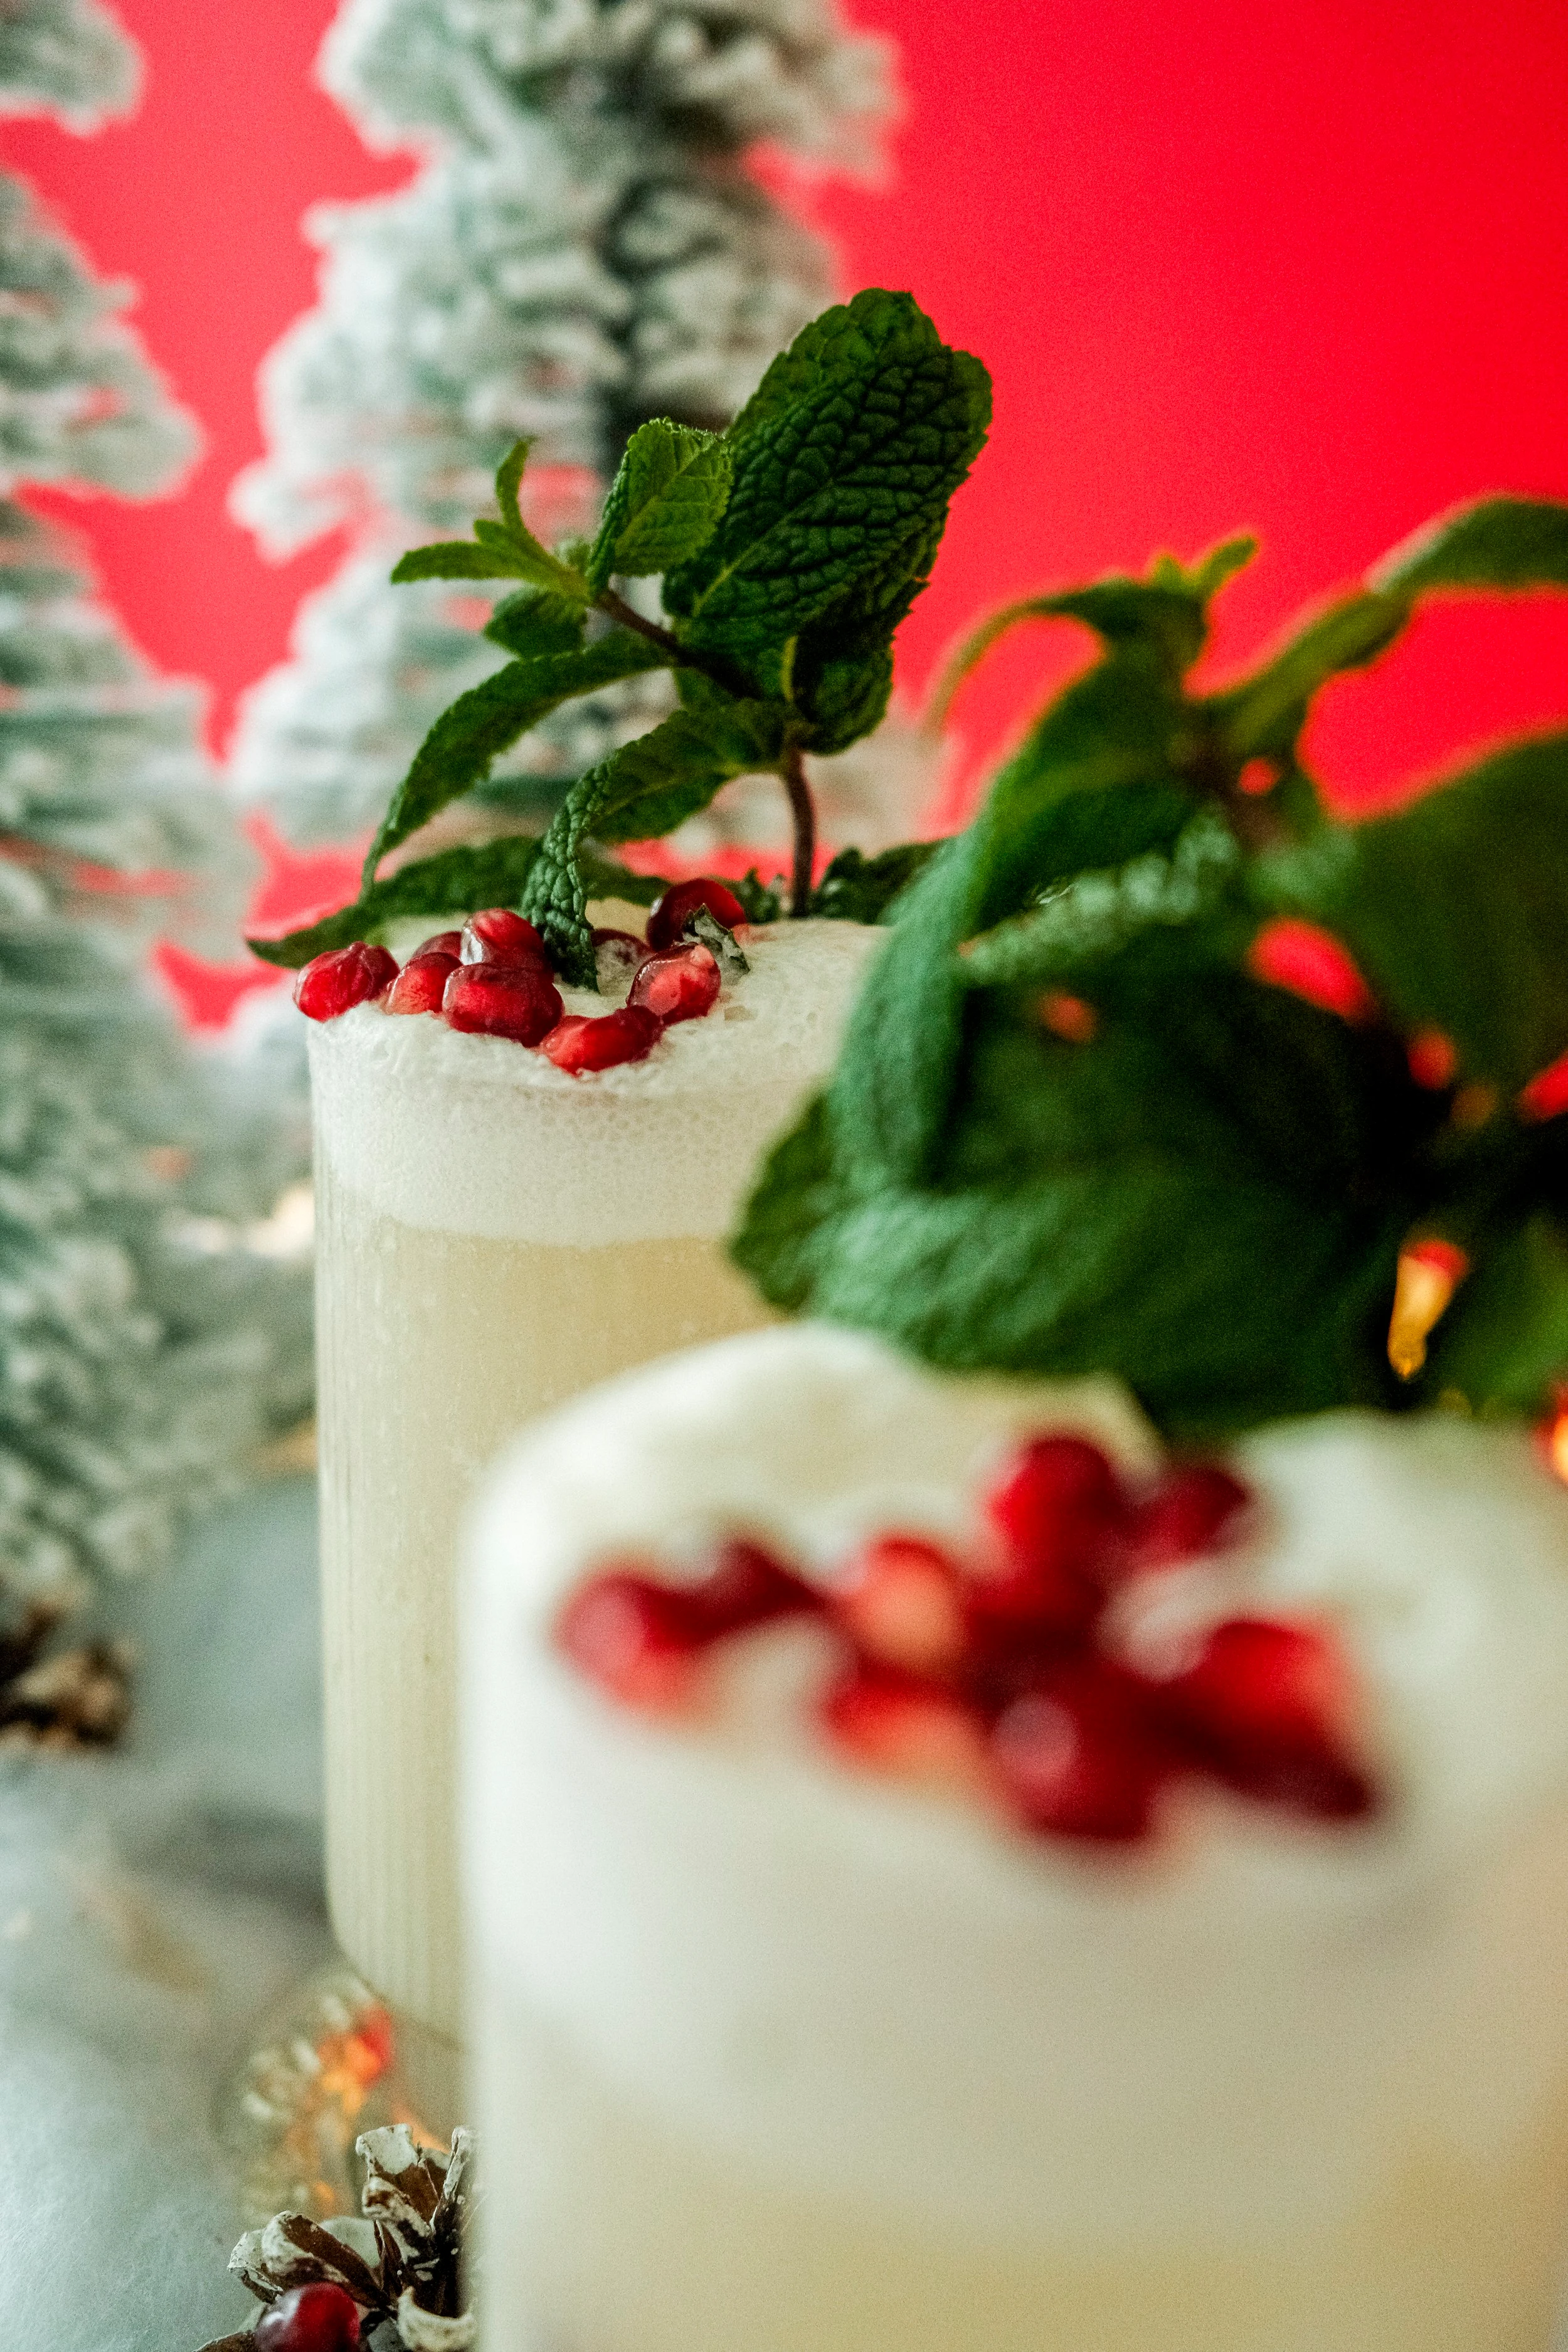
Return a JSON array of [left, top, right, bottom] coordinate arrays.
[[1387, 1238, 1470, 1380]]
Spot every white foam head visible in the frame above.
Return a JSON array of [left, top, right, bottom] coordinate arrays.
[[307, 918, 879, 1244]]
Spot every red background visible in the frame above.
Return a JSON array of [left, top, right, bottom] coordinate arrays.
[[3, 0, 1565, 1008]]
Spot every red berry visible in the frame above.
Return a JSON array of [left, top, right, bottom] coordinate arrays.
[[413, 928, 463, 958], [990, 1661, 1172, 1843], [628, 941, 722, 1025], [685, 1537, 819, 1635], [834, 1535, 968, 1674], [385, 950, 458, 1015], [974, 1436, 1126, 1630], [292, 942, 398, 1022], [460, 907, 548, 966], [443, 959, 563, 1044], [819, 1661, 990, 1794], [592, 926, 651, 991], [555, 1569, 707, 1712], [646, 876, 748, 951], [255, 2284, 362, 2352], [539, 1004, 662, 1073], [1126, 1464, 1252, 1571], [1152, 1618, 1375, 1821]]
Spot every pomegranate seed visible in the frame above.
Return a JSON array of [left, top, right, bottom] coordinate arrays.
[[385, 949, 458, 1014], [1246, 918, 1376, 1024], [1152, 1617, 1375, 1821], [292, 942, 398, 1022], [540, 1004, 662, 1073], [834, 1535, 968, 1673], [255, 2284, 362, 2352], [819, 1662, 990, 1794], [443, 960, 563, 1044], [593, 926, 651, 991], [991, 1661, 1172, 1843], [413, 928, 463, 958], [646, 876, 748, 951], [628, 942, 722, 1025], [975, 1436, 1126, 1628], [686, 1537, 819, 1634], [1126, 1465, 1252, 1570], [555, 1569, 707, 1712], [460, 907, 548, 966]]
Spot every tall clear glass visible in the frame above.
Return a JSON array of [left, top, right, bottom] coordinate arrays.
[[309, 921, 876, 2117]]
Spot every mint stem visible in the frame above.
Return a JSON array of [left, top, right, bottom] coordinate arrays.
[[595, 587, 751, 701], [782, 741, 816, 916]]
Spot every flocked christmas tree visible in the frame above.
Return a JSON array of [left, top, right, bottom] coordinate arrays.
[[228, 0, 938, 871], [0, 0, 311, 1601]]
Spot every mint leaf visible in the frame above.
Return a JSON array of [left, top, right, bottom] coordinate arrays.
[[495, 437, 530, 543], [662, 290, 990, 672], [248, 835, 545, 968], [731, 867, 786, 923], [1259, 731, 1568, 1093], [587, 420, 733, 590], [248, 835, 670, 968], [391, 440, 590, 601], [926, 536, 1256, 732], [1205, 591, 1408, 766], [809, 841, 944, 923], [363, 632, 672, 883], [1372, 497, 1568, 594], [687, 903, 749, 975], [483, 588, 587, 659], [390, 541, 538, 583], [1210, 499, 1568, 767], [738, 927, 1431, 1434], [521, 700, 789, 983]]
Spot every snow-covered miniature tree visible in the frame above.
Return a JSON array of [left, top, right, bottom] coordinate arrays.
[[228, 0, 924, 862], [1, 0, 311, 1596]]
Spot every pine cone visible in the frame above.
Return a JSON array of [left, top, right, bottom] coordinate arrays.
[[207, 2126, 477, 2349], [0, 1591, 131, 1749]]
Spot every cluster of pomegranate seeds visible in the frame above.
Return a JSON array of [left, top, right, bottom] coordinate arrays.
[[556, 1433, 1380, 1849], [254, 2283, 361, 2352], [290, 877, 748, 1073]]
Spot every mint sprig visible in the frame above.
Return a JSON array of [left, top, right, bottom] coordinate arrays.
[[251, 292, 990, 980], [733, 499, 1568, 1436]]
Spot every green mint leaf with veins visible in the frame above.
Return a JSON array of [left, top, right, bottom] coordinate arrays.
[[734, 492, 1568, 1435], [587, 421, 733, 591], [662, 290, 990, 688], [361, 631, 670, 886], [522, 700, 790, 983]]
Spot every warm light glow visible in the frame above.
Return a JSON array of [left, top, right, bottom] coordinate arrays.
[[1549, 1412, 1568, 1486], [1039, 991, 1099, 1043], [1387, 1239, 1470, 1380]]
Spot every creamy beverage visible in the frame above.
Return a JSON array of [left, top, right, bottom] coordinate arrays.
[[467, 1325, 1568, 2351], [309, 921, 877, 2104]]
